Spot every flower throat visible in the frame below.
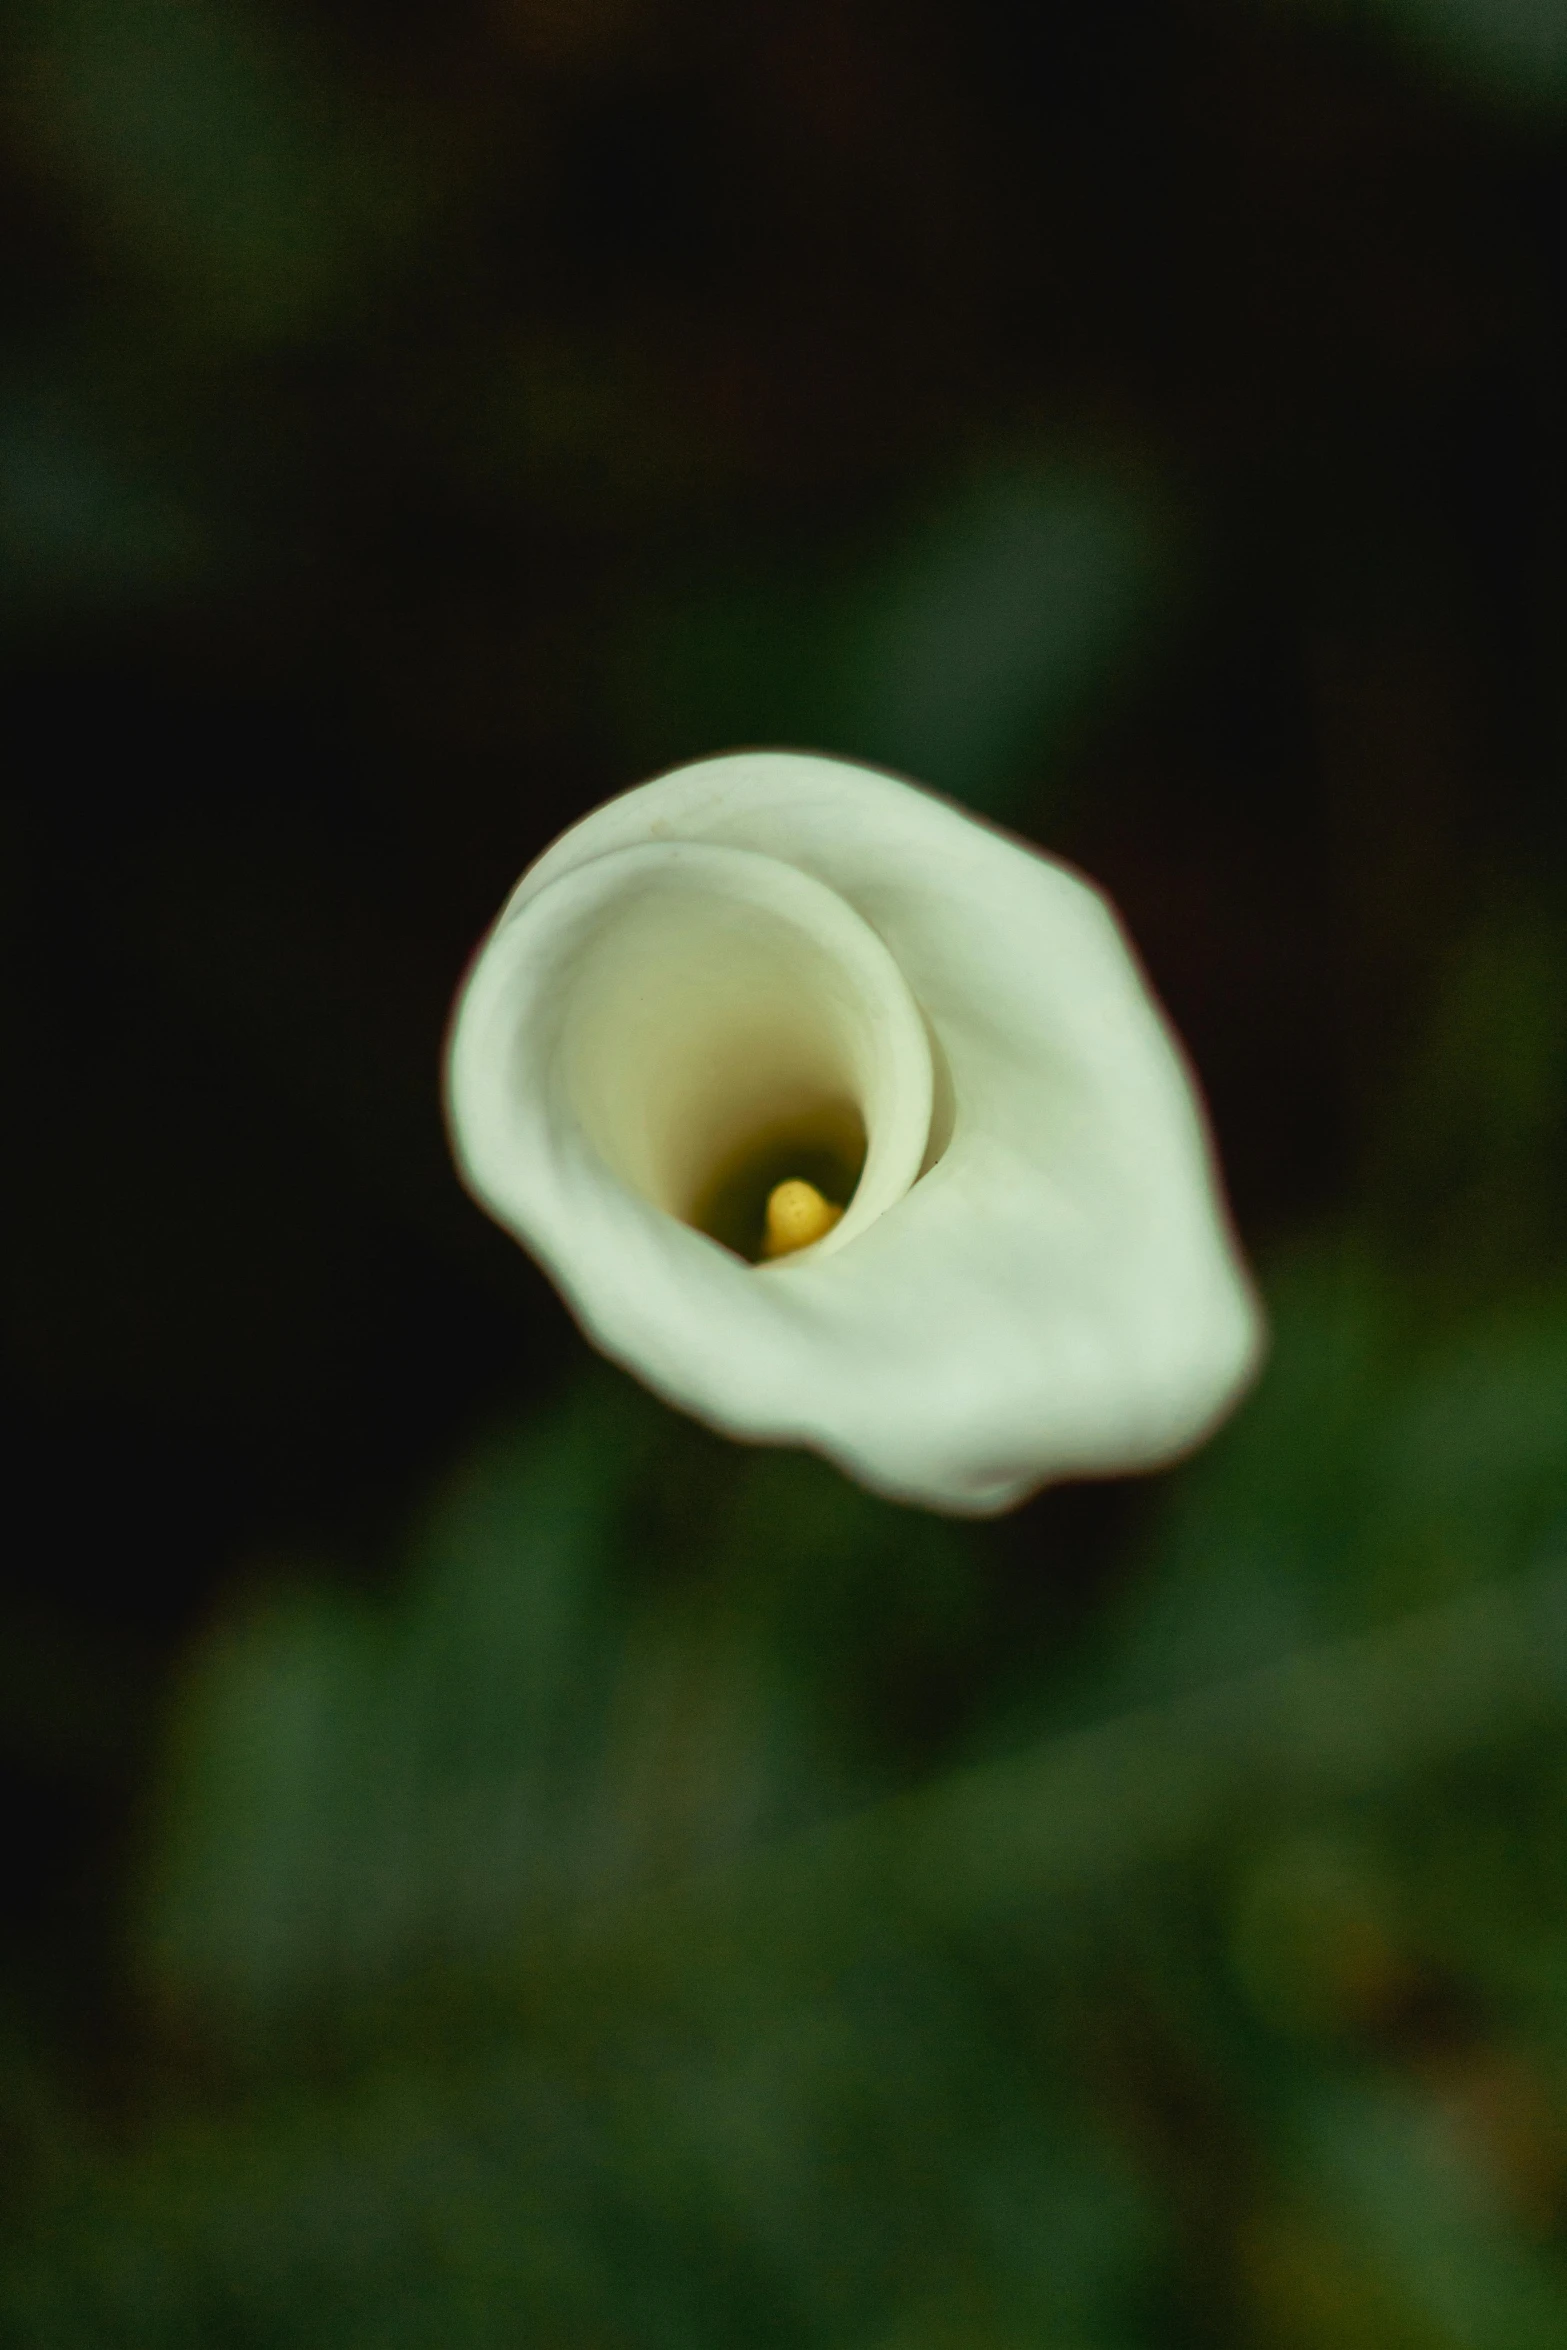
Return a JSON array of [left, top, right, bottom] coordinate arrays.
[[690, 1101, 864, 1263]]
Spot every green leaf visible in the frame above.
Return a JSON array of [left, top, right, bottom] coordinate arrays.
[[11, 0, 430, 340], [619, 458, 1171, 819]]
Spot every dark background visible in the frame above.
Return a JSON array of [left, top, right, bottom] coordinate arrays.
[[9, 1, 1567, 2342]]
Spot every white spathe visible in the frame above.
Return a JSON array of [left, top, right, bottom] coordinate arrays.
[[446, 750, 1263, 1514]]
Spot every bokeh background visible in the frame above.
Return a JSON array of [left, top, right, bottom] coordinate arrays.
[[9, 0, 1567, 2340]]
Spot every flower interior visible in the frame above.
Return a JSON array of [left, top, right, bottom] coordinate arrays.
[[695, 1109, 863, 1261], [558, 862, 930, 1265]]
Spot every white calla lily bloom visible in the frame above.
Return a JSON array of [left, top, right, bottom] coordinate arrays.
[[446, 750, 1262, 1514]]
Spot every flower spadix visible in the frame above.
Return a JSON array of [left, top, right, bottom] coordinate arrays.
[[446, 750, 1262, 1514]]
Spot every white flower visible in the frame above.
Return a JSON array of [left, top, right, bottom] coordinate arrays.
[[445, 750, 1262, 1515]]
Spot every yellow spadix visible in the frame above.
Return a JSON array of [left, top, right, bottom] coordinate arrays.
[[761, 1178, 844, 1259]]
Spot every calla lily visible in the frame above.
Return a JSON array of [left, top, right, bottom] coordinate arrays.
[[445, 751, 1262, 1514]]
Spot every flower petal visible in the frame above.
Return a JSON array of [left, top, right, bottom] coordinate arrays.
[[447, 752, 1263, 1514]]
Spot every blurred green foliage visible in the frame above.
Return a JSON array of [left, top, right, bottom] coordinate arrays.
[[0, 386, 206, 609], [9, 0, 430, 341], [623, 461, 1170, 819], [13, 1244, 1567, 2343], [9, 0, 1567, 2338], [1303, 0, 1567, 109], [139, 1388, 983, 2023]]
